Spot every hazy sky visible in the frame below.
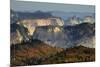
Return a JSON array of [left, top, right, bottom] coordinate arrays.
[[10, 0, 95, 13]]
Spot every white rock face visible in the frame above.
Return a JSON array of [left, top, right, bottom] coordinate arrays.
[[17, 18, 64, 36], [67, 16, 82, 26], [83, 16, 95, 24], [66, 16, 95, 26], [10, 30, 23, 45], [11, 18, 64, 45]]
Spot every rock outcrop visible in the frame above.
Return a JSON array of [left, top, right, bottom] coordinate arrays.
[[10, 18, 64, 44], [33, 23, 95, 48], [10, 18, 95, 48], [17, 18, 64, 36]]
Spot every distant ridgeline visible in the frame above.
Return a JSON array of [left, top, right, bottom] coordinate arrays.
[[10, 10, 95, 48], [10, 10, 95, 24], [10, 10, 56, 24]]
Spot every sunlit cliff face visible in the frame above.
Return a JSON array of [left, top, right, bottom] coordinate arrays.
[[54, 27, 62, 33], [47, 27, 62, 33], [10, 29, 23, 45], [17, 18, 64, 36], [16, 29, 23, 43]]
